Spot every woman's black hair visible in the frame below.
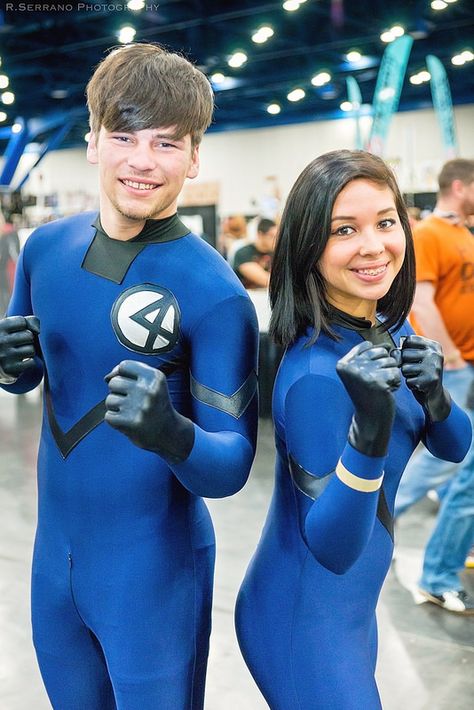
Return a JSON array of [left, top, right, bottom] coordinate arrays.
[[269, 149, 415, 347]]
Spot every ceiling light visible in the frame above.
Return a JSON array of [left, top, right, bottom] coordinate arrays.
[[346, 51, 361, 62], [461, 50, 474, 61], [118, 26, 136, 44], [380, 31, 395, 43], [0, 75, 8, 90], [12, 122, 22, 134], [378, 87, 395, 101], [444, 0, 457, 3], [267, 103, 281, 115], [451, 54, 465, 65], [51, 89, 69, 99], [391, 25, 405, 37], [410, 70, 431, 84], [127, 0, 145, 9], [287, 88, 305, 102], [84, 132, 91, 142], [252, 26, 274, 43], [228, 52, 247, 68], [0, 112, 6, 122], [1, 91, 14, 105], [211, 72, 226, 84], [283, 1, 301, 12], [311, 71, 331, 86], [340, 101, 352, 112], [431, 0, 447, 9]]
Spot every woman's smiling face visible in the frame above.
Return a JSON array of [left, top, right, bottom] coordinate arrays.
[[318, 179, 406, 322]]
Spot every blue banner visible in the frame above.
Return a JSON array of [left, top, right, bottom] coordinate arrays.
[[426, 54, 458, 158], [367, 35, 413, 156], [346, 76, 363, 149]]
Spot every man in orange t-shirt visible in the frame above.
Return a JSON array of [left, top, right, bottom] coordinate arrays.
[[396, 159, 474, 614]]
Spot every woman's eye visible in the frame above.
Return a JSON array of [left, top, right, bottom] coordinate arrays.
[[379, 218, 396, 229], [332, 225, 355, 236]]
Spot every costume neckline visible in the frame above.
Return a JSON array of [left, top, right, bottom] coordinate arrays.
[[328, 306, 376, 331], [92, 213, 190, 244], [81, 213, 190, 284]]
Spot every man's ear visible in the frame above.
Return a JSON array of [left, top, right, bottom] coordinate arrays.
[[86, 131, 99, 165], [451, 178, 465, 199], [187, 145, 200, 180]]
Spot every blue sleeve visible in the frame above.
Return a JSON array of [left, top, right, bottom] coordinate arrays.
[[1, 245, 44, 394], [285, 374, 386, 574], [423, 401, 472, 462], [171, 294, 259, 498]]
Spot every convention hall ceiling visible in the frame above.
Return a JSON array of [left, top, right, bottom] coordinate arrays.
[[0, 0, 473, 148]]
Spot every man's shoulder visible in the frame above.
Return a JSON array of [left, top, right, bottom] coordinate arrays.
[[27, 212, 98, 245], [182, 232, 249, 298], [414, 214, 455, 239], [234, 242, 257, 263]]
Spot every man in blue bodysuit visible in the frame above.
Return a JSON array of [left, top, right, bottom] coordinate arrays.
[[0, 44, 259, 709]]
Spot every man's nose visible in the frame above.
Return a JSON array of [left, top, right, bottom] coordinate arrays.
[[127, 143, 156, 172]]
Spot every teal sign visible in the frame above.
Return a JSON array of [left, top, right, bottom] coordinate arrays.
[[367, 35, 413, 156], [346, 76, 363, 149], [426, 54, 458, 158]]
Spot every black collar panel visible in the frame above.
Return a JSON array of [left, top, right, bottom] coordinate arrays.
[[82, 213, 190, 283]]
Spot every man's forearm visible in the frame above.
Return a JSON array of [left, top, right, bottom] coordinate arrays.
[[412, 299, 464, 369]]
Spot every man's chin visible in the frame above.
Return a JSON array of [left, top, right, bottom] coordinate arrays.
[[116, 204, 165, 222]]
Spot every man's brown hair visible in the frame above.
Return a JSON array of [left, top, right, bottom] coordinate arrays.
[[86, 43, 214, 146], [438, 159, 474, 194]]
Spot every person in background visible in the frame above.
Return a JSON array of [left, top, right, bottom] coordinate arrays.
[[0, 212, 20, 316], [467, 214, 474, 236], [395, 158, 474, 614], [0, 43, 259, 709], [233, 217, 277, 289], [235, 149, 471, 709], [217, 213, 248, 261], [407, 205, 422, 231]]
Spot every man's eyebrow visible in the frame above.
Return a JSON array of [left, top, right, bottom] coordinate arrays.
[[152, 132, 184, 141]]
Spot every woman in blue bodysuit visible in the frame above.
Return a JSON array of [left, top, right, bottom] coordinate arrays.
[[235, 150, 472, 709]]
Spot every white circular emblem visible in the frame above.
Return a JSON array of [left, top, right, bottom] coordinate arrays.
[[111, 284, 180, 354]]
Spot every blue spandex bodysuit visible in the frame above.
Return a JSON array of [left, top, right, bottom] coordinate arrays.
[[236, 314, 471, 710], [3, 212, 258, 710]]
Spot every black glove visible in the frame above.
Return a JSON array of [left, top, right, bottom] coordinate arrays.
[[336, 340, 401, 457], [400, 335, 451, 423], [0, 315, 40, 384], [104, 359, 194, 464]]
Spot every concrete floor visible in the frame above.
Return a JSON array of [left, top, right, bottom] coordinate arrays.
[[0, 390, 473, 710]]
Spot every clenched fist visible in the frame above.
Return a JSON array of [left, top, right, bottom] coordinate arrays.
[[336, 340, 401, 457], [0, 315, 40, 384], [104, 359, 194, 464], [400, 335, 451, 422]]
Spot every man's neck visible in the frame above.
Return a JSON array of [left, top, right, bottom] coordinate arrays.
[[435, 196, 466, 223], [99, 215, 147, 242]]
